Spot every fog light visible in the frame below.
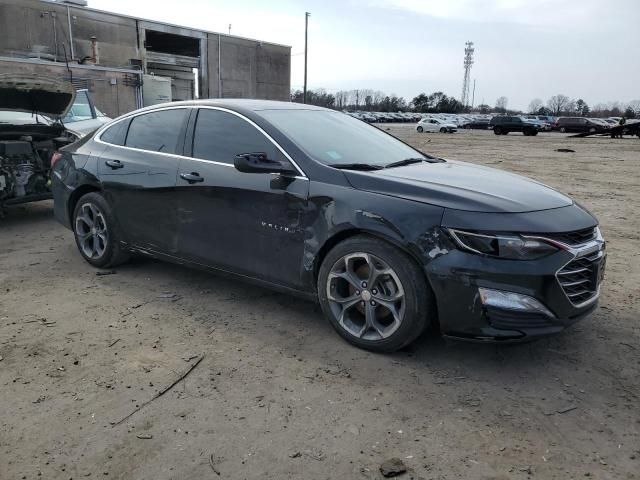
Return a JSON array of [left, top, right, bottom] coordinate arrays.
[[478, 288, 555, 317]]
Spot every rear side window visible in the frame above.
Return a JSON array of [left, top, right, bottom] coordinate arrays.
[[125, 109, 187, 154], [192, 109, 280, 165], [100, 119, 129, 146]]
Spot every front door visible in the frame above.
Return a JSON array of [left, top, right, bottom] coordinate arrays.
[[175, 108, 309, 289]]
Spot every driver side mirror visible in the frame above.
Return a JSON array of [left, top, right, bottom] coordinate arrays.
[[234, 152, 296, 175]]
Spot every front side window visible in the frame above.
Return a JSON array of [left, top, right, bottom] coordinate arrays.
[[63, 91, 94, 123], [192, 109, 280, 165], [125, 109, 187, 154], [259, 110, 426, 167]]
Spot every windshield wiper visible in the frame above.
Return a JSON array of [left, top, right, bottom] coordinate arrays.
[[384, 158, 425, 169], [329, 163, 384, 171]]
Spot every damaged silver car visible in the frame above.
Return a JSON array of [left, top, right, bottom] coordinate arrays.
[[0, 74, 106, 213]]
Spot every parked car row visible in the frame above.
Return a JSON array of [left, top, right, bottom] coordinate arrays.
[[346, 111, 422, 123]]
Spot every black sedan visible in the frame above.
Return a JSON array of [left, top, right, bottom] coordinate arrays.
[[52, 100, 606, 352]]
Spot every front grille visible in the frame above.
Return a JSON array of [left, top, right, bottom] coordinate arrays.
[[543, 227, 597, 246], [557, 250, 605, 305]]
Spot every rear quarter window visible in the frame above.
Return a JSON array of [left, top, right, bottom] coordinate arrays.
[[99, 119, 130, 146], [125, 109, 188, 154]]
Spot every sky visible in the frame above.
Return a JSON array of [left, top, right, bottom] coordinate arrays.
[[88, 0, 640, 110]]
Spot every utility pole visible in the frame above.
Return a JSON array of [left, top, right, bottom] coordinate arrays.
[[303, 12, 310, 104], [228, 24, 231, 35]]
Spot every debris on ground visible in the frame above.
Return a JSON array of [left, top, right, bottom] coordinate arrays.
[[136, 433, 153, 439], [112, 355, 204, 426], [555, 148, 575, 152], [209, 453, 221, 475], [96, 270, 117, 276], [380, 458, 407, 477], [557, 405, 578, 414]]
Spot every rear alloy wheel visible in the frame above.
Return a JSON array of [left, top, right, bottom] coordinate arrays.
[[560, 127, 567, 133], [417, 126, 424, 133], [439, 127, 447, 133], [494, 126, 502, 135], [75, 202, 108, 260], [73, 192, 129, 268], [318, 236, 432, 352], [589, 127, 596, 133]]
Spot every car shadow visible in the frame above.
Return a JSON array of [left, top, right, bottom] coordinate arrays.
[[115, 255, 572, 382], [0, 200, 54, 227]]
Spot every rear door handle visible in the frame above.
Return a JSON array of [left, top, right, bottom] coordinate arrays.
[[180, 172, 204, 184], [105, 159, 124, 169]]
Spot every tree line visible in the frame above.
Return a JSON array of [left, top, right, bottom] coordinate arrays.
[[291, 88, 640, 118], [528, 95, 639, 118]]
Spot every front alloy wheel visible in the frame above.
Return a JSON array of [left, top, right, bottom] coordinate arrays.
[[326, 252, 405, 341], [317, 236, 433, 352]]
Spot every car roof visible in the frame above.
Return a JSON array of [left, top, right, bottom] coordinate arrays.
[[139, 99, 329, 113]]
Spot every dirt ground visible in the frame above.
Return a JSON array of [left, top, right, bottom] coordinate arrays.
[[1, 128, 638, 480]]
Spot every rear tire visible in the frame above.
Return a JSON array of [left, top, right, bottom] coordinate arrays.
[[439, 127, 446, 133], [560, 127, 567, 133], [493, 126, 502, 135], [72, 192, 130, 269], [417, 126, 423, 133], [317, 235, 434, 353]]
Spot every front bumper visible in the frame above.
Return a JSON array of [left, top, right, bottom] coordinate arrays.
[[425, 232, 606, 342]]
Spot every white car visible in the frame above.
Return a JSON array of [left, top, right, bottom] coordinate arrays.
[[62, 89, 111, 137], [416, 118, 457, 133]]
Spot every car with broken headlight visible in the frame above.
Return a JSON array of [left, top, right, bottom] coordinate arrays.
[[51, 100, 606, 352]]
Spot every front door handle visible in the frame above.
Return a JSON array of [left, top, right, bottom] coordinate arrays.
[[105, 159, 124, 169], [180, 172, 204, 184]]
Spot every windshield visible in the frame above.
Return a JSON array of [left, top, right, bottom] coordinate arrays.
[[260, 109, 427, 167], [0, 111, 52, 125]]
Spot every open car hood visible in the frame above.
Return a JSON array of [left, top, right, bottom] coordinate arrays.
[[0, 74, 76, 118]]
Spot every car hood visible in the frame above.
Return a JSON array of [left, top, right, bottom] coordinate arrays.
[[0, 74, 76, 117], [343, 160, 573, 213]]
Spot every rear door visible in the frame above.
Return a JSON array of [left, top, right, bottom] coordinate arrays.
[[175, 107, 309, 289], [97, 107, 190, 253]]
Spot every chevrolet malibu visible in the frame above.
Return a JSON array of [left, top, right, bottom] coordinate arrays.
[[52, 100, 606, 352]]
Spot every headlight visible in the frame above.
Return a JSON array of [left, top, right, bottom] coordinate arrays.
[[447, 229, 559, 260]]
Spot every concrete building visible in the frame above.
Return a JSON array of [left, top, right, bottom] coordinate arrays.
[[0, 0, 291, 117]]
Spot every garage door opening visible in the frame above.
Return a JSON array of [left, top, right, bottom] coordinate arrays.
[[144, 30, 200, 57]]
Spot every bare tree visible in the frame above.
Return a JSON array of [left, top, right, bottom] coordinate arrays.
[[628, 100, 640, 115], [528, 98, 543, 113], [547, 94, 570, 116], [495, 96, 508, 113]]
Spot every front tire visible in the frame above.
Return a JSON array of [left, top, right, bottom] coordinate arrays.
[[439, 127, 446, 133], [494, 126, 502, 135], [560, 127, 567, 133], [417, 126, 423, 133], [317, 236, 433, 352], [72, 192, 130, 268]]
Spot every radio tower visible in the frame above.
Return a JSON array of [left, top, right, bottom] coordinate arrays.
[[460, 41, 474, 108]]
